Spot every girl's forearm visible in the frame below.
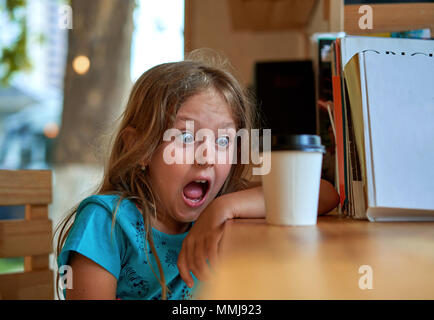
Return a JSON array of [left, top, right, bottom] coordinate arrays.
[[218, 179, 340, 220], [219, 186, 266, 220], [318, 179, 340, 215]]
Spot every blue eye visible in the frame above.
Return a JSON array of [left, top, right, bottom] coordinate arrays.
[[216, 136, 229, 148], [179, 132, 194, 144]]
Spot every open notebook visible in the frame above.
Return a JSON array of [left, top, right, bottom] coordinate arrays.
[[344, 48, 434, 221]]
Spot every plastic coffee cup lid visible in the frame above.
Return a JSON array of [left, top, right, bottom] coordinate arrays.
[[270, 134, 325, 153]]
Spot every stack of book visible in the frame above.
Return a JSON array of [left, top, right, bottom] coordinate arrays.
[[327, 35, 434, 221]]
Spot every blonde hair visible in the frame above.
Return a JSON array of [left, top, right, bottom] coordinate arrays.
[[53, 49, 259, 299]]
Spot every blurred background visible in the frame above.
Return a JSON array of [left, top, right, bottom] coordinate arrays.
[[1, 0, 432, 278], [0, 0, 331, 235], [0, 0, 186, 275]]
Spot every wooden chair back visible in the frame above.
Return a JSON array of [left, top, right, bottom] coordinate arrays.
[[0, 170, 53, 300]]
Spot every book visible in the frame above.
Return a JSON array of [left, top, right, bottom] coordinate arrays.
[[343, 54, 367, 219], [316, 37, 337, 185], [331, 38, 348, 208], [339, 35, 434, 69], [363, 28, 431, 40], [342, 39, 434, 221]]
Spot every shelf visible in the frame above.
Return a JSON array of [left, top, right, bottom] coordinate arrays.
[[228, 0, 318, 31], [344, 3, 434, 34]]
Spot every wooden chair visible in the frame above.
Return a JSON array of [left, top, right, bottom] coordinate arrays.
[[0, 170, 53, 300]]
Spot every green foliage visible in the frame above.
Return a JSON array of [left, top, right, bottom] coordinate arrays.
[[0, 257, 24, 274], [5, 0, 26, 18], [0, 0, 136, 86], [0, 0, 31, 86]]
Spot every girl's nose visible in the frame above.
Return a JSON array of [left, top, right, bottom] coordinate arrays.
[[194, 137, 215, 167]]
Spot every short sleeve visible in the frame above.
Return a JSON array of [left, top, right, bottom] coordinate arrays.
[[57, 202, 125, 280]]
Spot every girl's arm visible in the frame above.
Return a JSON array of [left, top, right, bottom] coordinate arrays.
[[238, 178, 339, 216], [65, 252, 117, 300], [177, 179, 339, 287], [318, 179, 340, 215]]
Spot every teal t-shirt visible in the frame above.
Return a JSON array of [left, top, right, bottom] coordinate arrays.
[[57, 194, 199, 300]]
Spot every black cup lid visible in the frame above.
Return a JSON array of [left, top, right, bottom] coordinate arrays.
[[270, 134, 325, 153]]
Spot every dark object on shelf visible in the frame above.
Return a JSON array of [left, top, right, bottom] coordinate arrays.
[[254, 60, 317, 136]]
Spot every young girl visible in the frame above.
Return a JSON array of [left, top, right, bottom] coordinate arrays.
[[55, 51, 340, 300]]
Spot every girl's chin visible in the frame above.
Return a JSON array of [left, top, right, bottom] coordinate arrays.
[[176, 203, 205, 222], [176, 209, 202, 223]]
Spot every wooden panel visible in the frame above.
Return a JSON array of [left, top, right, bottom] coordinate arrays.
[[197, 216, 434, 299], [323, 0, 330, 21], [344, 3, 434, 34], [0, 219, 52, 258], [25, 204, 49, 220], [184, 0, 194, 54], [228, 0, 317, 31], [24, 254, 49, 272], [0, 270, 53, 300], [0, 170, 52, 205], [329, 0, 344, 32], [24, 205, 51, 271]]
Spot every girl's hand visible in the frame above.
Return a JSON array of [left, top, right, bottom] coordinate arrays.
[[175, 181, 339, 287], [176, 185, 266, 288], [177, 196, 231, 288]]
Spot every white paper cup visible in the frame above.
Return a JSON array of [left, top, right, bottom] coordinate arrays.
[[261, 135, 324, 226]]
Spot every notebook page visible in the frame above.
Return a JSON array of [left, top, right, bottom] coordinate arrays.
[[363, 52, 434, 210]]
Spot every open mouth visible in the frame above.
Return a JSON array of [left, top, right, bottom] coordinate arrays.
[[182, 179, 210, 208]]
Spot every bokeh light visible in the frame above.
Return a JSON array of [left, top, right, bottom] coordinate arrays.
[[72, 55, 90, 75]]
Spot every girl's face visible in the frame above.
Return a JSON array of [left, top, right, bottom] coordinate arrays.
[[148, 88, 237, 234]]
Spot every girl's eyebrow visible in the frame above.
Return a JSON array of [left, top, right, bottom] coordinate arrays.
[[176, 116, 235, 129]]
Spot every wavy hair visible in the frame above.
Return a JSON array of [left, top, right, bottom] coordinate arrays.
[[53, 49, 259, 299]]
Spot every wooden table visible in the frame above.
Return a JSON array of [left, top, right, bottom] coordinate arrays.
[[196, 215, 434, 299]]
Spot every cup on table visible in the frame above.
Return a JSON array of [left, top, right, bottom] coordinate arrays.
[[261, 134, 325, 226]]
